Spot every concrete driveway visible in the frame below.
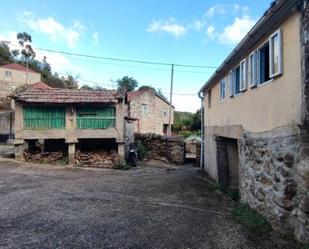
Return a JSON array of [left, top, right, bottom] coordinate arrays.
[[0, 160, 300, 249]]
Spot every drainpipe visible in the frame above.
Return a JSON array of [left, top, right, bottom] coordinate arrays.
[[198, 91, 205, 170]]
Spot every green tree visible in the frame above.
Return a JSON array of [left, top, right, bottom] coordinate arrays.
[[191, 109, 201, 131], [156, 88, 168, 101], [15, 32, 36, 63], [0, 42, 13, 65], [116, 76, 138, 91]]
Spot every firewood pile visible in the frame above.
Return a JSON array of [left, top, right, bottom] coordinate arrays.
[[75, 150, 118, 168], [24, 150, 66, 164]]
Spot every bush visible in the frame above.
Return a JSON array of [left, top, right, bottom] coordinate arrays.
[[134, 140, 149, 160]]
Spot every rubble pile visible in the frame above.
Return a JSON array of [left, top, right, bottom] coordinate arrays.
[[75, 150, 118, 168], [24, 150, 66, 164]]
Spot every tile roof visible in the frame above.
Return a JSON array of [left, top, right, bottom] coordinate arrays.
[[14, 88, 120, 104], [30, 82, 53, 90], [1, 63, 38, 73]]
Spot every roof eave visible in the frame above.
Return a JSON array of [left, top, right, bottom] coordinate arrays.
[[198, 0, 302, 94]]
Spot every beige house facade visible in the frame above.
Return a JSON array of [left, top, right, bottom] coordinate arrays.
[[0, 63, 41, 100], [199, 0, 309, 243], [127, 90, 174, 135]]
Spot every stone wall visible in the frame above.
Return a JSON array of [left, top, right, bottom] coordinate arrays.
[[135, 133, 184, 165], [239, 126, 309, 243]]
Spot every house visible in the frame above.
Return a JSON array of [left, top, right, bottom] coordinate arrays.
[[198, 0, 308, 243], [127, 89, 174, 135], [0, 63, 41, 100], [11, 85, 127, 165]]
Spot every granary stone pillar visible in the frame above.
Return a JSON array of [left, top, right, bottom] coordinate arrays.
[[66, 138, 78, 165], [67, 143, 76, 165]]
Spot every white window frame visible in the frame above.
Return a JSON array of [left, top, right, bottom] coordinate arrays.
[[239, 59, 247, 92], [220, 79, 226, 101], [142, 104, 148, 114], [248, 52, 256, 88], [229, 70, 234, 98], [269, 29, 283, 78]]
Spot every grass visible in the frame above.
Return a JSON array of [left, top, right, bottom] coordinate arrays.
[[113, 163, 131, 170], [232, 203, 272, 233], [209, 182, 240, 201]]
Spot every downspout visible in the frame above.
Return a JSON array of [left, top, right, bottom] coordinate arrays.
[[198, 91, 205, 170]]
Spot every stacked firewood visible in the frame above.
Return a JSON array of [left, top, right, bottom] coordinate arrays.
[[24, 150, 66, 163], [75, 150, 118, 168]]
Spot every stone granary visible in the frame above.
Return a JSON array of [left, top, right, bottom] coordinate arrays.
[[11, 85, 126, 165], [199, 0, 309, 243]]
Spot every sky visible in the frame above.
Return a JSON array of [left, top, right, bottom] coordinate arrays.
[[0, 0, 272, 112]]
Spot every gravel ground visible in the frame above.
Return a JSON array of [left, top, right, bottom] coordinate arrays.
[[0, 159, 301, 249]]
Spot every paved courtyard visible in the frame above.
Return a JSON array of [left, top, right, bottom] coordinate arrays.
[[0, 159, 301, 249]]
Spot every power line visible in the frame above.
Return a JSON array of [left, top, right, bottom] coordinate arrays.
[[4, 41, 218, 69]]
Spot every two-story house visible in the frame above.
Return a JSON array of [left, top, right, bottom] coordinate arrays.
[[127, 89, 174, 135], [0, 63, 41, 100], [11, 85, 126, 165], [198, 0, 308, 243]]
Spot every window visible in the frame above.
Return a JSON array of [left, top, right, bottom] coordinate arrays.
[[234, 66, 241, 95], [76, 106, 116, 129], [269, 30, 282, 77], [239, 59, 247, 91], [229, 71, 234, 97], [163, 109, 167, 117], [220, 79, 226, 100], [258, 42, 270, 84], [5, 71, 12, 77], [248, 52, 257, 88], [208, 90, 212, 108], [23, 106, 66, 129], [142, 104, 148, 114]]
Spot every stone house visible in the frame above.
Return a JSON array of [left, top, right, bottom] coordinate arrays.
[[127, 89, 174, 135], [11, 85, 126, 165], [0, 63, 41, 101], [198, 0, 309, 243]]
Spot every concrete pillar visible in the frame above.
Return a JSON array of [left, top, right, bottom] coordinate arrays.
[[117, 143, 125, 165], [68, 143, 76, 165]]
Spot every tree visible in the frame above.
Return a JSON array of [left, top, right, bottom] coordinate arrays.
[[116, 76, 138, 91], [16, 32, 36, 63], [156, 88, 168, 101], [62, 74, 79, 89], [191, 109, 201, 131], [139, 85, 155, 92], [0, 42, 13, 65]]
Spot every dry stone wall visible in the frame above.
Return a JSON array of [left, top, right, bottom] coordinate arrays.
[[135, 133, 184, 165], [239, 127, 309, 243]]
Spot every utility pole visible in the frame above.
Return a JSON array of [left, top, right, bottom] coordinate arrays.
[[167, 64, 174, 136]]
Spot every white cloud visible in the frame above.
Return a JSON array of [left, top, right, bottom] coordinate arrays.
[[219, 16, 255, 44], [206, 25, 216, 39], [147, 18, 186, 37], [92, 32, 99, 45], [205, 5, 227, 18], [19, 13, 85, 48]]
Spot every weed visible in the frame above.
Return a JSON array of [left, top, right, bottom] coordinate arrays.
[[232, 203, 272, 233], [113, 164, 131, 170], [134, 140, 149, 160]]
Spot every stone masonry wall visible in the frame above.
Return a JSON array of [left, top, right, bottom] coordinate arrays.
[[135, 133, 184, 165], [239, 126, 309, 243]]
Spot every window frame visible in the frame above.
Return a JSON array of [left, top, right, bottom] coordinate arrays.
[[220, 78, 226, 101], [257, 41, 271, 85], [269, 29, 283, 78], [5, 71, 12, 77], [239, 59, 247, 92], [208, 90, 212, 108], [248, 52, 257, 88], [229, 70, 234, 98]]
